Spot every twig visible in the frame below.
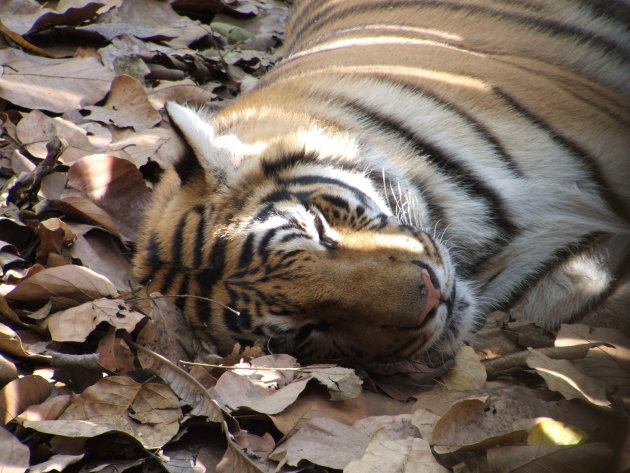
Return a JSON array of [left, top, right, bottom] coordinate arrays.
[[483, 342, 605, 378]]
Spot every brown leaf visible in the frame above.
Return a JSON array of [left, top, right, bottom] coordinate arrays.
[[0, 322, 52, 362], [67, 154, 152, 243], [0, 374, 52, 424], [526, 350, 610, 408], [51, 195, 121, 238], [213, 370, 310, 415], [96, 327, 134, 374], [67, 227, 132, 292], [17, 393, 72, 422], [36, 218, 76, 263], [431, 398, 527, 450], [132, 342, 224, 423], [45, 298, 144, 342], [135, 293, 198, 368], [0, 50, 115, 113], [486, 442, 614, 473], [0, 425, 29, 473], [556, 324, 630, 409], [25, 376, 182, 449], [5, 265, 118, 308], [83, 75, 161, 131], [346, 432, 448, 473], [270, 417, 368, 469], [27, 454, 85, 473], [440, 345, 487, 391]]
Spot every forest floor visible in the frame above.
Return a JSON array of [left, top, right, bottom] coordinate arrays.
[[0, 1, 628, 472]]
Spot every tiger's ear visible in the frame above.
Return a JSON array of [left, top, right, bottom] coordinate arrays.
[[166, 102, 240, 187]]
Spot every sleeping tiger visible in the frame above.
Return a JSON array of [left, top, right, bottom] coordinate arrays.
[[133, 0, 630, 363]]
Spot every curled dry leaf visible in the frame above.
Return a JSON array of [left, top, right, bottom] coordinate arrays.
[[5, 265, 118, 308], [27, 454, 85, 473], [213, 370, 310, 415], [0, 50, 115, 113], [52, 195, 121, 238], [0, 374, 52, 424], [304, 365, 363, 401], [67, 153, 151, 244], [16, 394, 72, 422], [97, 327, 134, 374], [45, 298, 144, 343], [0, 322, 51, 362], [440, 345, 487, 391], [556, 324, 630, 409], [0, 425, 29, 473], [526, 350, 610, 408], [24, 376, 182, 449]]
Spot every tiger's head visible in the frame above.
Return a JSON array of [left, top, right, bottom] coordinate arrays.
[[133, 103, 477, 364]]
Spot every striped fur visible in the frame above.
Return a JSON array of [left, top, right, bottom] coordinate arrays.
[[133, 0, 630, 363]]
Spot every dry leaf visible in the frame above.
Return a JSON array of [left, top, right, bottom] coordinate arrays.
[[17, 394, 72, 422], [0, 374, 52, 424], [486, 442, 614, 473], [346, 431, 448, 473], [305, 365, 363, 400], [45, 298, 144, 342], [67, 154, 151, 243], [213, 370, 310, 415], [0, 50, 115, 113], [27, 454, 85, 473], [25, 376, 182, 449], [526, 350, 610, 407], [440, 345, 487, 391], [51, 195, 122, 238], [556, 324, 630, 409], [270, 417, 369, 469], [83, 75, 161, 131], [0, 425, 30, 473], [6, 265, 118, 308], [0, 322, 51, 362]]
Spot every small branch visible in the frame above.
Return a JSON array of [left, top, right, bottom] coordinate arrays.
[[483, 342, 604, 378]]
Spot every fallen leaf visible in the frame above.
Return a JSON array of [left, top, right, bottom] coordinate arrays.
[[0, 425, 30, 473], [527, 418, 588, 446], [0, 50, 115, 113], [440, 345, 487, 391], [526, 350, 610, 407], [45, 298, 144, 342], [213, 370, 310, 415], [83, 75, 161, 131], [270, 417, 368, 469], [346, 431, 448, 473], [0, 374, 52, 424], [16, 394, 72, 422], [27, 454, 85, 473], [67, 153, 152, 243], [51, 195, 122, 238], [556, 324, 630, 409], [0, 322, 51, 362], [486, 442, 614, 473], [25, 376, 182, 449], [96, 327, 134, 374], [305, 365, 363, 401]]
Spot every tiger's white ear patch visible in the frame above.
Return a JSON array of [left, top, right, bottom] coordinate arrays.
[[166, 102, 242, 182]]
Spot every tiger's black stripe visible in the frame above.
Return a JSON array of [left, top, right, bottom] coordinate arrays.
[[289, 0, 629, 62], [192, 205, 206, 268], [494, 88, 629, 222]]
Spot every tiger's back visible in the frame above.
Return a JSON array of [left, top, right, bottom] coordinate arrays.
[[133, 0, 630, 362]]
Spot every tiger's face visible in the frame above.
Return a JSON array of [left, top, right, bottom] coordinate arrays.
[[133, 104, 476, 364]]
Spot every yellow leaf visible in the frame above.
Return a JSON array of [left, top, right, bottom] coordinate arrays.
[[527, 418, 588, 446]]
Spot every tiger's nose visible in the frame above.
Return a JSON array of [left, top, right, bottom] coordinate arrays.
[[418, 269, 441, 323]]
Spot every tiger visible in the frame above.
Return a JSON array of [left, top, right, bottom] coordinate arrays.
[[132, 0, 630, 364]]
